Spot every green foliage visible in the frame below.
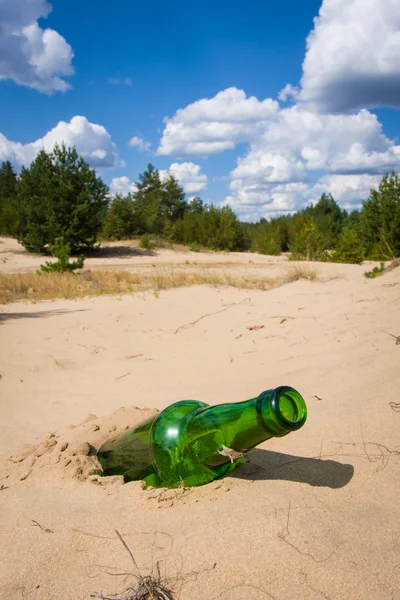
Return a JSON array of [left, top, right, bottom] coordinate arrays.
[[0, 161, 18, 235], [17, 144, 109, 253], [358, 172, 400, 259], [102, 194, 136, 240], [189, 241, 201, 252], [139, 233, 154, 250], [289, 218, 328, 261], [258, 234, 281, 255], [364, 263, 386, 279], [331, 228, 364, 264], [308, 193, 345, 248], [40, 237, 85, 272]]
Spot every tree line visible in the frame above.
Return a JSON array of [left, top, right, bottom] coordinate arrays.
[[0, 143, 399, 264]]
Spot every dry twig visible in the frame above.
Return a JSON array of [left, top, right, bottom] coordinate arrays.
[[116, 373, 131, 380], [383, 330, 400, 345], [91, 530, 175, 600], [31, 520, 53, 533]]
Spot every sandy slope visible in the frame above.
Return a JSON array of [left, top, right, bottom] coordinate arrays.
[[0, 239, 399, 600]]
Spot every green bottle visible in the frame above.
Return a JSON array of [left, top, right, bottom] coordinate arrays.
[[98, 386, 307, 488]]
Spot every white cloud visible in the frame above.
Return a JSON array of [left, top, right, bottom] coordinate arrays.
[[128, 136, 151, 152], [110, 176, 138, 196], [278, 84, 299, 102], [0, 116, 119, 169], [160, 162, 208, 194], [0, 0, 74, 93], [157, 87, 279, 156], [108, 77, 132, 86], [299, 0, 400, 113], [157, 87, 400, 217], [155, 0, 400, 220], [309, 174, 382, 211]]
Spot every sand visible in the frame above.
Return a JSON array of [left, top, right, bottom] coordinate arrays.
[[0, 236, 399, 600]]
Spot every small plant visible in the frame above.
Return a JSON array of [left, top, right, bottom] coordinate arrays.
[[189, 242, 201, 252], [139, 234, 154, 251], [364, 262, 385, 279], [40, 237, 85, 273]]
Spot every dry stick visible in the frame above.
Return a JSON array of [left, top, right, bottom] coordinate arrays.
[[115, 373, 131, 380], [47, 354, 63, 368], [241, 315, 295, 324], [115, 530, 142, 579], [174, 298, 249, 334], [31, 520, 53, 533], [382, 330, 400, 345]]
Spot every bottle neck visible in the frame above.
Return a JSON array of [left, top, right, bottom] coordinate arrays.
[[185, 386, 307, 453]]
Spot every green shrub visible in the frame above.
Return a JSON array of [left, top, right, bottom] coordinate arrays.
[[258, 235, 281, 255], [189, 242, 201, 252], [364, 263, 385, 279], [331, 228, 364, 264], [40, 237, 85, 273], [289, 218, 328, 261], [139, 233, 154, 250]]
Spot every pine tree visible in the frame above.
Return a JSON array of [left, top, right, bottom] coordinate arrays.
[[17, 144, 109, 253], [358, 172, 400, 259], [133, 164, 164, 234], [0, 160, 18, 235], [103, 194, 136, 240], [331, 228, 364, 264]]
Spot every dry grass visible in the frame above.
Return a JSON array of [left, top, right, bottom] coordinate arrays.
[[282, 263, 318, 283], [0, 268, 279, 304]]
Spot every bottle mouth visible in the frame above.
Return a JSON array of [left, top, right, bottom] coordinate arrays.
[[272, 386, 307, 430]]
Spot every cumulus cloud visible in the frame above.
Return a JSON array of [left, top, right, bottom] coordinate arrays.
[[157, 86, 400, 217], [157, 87, 278, 156], [278, 84, 299, 103], [0, 116, 119, 169], [155, 0, 400, 219], [128, 136, 151, 152], [160, 162, 208, 194], [0, 0, 74, 93], [299, 0, 400, 113], [309, 174, 382, 212], [110, 176, 138, 196]]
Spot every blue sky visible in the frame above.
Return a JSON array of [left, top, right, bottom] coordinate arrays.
[[1, 0, 400, 220]]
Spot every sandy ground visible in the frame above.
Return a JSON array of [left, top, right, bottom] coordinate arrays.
[[0, 237, 399, 600]]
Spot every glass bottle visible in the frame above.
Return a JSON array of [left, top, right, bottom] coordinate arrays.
[[98, 386, 307, 488]]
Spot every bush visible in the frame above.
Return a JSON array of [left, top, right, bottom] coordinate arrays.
[[189, 242, 201, 252], [289, 218, 328, 261], [139, 233, 154, 251], [40, 237, 85, 273], [258, 235, 281, 255], [331, 228, 364, 264]]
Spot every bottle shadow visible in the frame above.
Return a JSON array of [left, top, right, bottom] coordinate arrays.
[[232, 448, 354, 489]]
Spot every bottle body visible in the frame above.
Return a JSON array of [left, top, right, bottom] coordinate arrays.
[[98, 386, 307, 488]]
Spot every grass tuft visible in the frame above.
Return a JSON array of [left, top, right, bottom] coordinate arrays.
[[282, 264, 318, 283]]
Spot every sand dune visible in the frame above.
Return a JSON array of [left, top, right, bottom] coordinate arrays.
[[0, 237, 399, 599]]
